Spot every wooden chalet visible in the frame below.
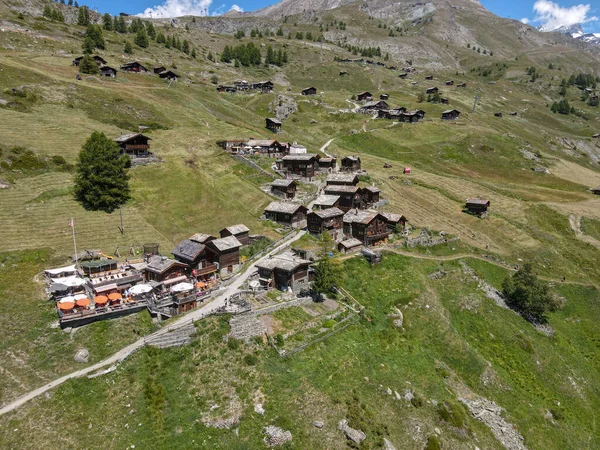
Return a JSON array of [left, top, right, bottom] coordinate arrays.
[[302, 87, 317, 95], [465, 198, 490, 216], [590, 186, 600, 195], [251, 81, 274, 92], [158, 70, 178, 80], [266, 117, 282, 132], [217, 85, 237, 93], [278, 154, 320, 180], [343, 210, 390, 246], [189, 233, 215, 245], [153, 66, 166, 74], [399, 110, 425, 123], [356, 91, 373, 101], [508, 112, 518, 116], [441, 97, 449, 104], [313, 194, 341, 210], [234, 80, 250, 90], [399, 73, 408, 79], [217, 139, 248, 153], [377, 107, 407, 119], [426, 87, 439, 94], [324, 185, 363, 211], [171, 239, 217, 280], [380, 94, 389, 100], [255, 254, 313, 292], [441, 109, 461, 120], [326, 173, 359, 186], [206, 236, 242, 273], [425, 75, 433, 80], [341, 156, 361, 172], [362, 185, 381, 206], [73, 55, 107, 67], [593, 133, 600, 139], [264, 201, 308, 228], [457, 83, 467, 88], [145, 256, 188, 284], [307, 207, 345, 239], [271, 179, 297, 199], [115, 133, 152, 158], [495, 112, 503, 118], [120, 62, 148, 73], [445, 80, 454, 86], [100, 66, 117, 77], [219, 224, 250, 246], [359, 100, 389, 113], [318, 157, 337, 172], [247, 139, 287, 157], [381, 212, 407, 232], [338, 238, 363, 254]]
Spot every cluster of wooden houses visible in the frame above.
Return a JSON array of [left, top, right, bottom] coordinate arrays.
[[354, 92, 426, 122], [217, 80, 274, 93], [72, 55, 178, 80]]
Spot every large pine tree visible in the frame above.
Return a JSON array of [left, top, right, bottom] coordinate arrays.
[[74, 132, 131, 213]]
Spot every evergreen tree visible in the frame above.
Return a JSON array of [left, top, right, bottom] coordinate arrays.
[[276, 26, 283, 36], [282, 50, 288, 64], [78, 54, 99, 74], [124, 41, 133, 54], [134, 27, 149, 48], [81, 36, 95, 54], [74, 1, 79, 7], [312, 255, 337, 299], [43, 5, 52, 18], [156, 32, 166, 44], [56, 10, 65, 22], [68, 0, 73, 5], [182, 39, 190, 54], [77, 6, 89, 26], [146, 22, 156, 40], [85, 24, 105, 50], [207, 51, 214, 61], [103, 13, 113, 31], [74, 132, 131, 214], [191, 47, 197, 59], [116, 16, 127, 33], [165, 35, 172, 49]]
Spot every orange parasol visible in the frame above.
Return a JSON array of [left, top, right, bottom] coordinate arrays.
[[76, 298, 91, 307], [196, 281, 207, 288], [58, 301, 75, 310], [108, 292, 122, 301], [94, 295, 108, 305]]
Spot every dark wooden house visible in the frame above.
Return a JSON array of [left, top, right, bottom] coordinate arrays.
[[399, 73, 408, 79], [341, 156, 361, 172], [271, 179, 297, 199], [145, 256, 188, 283], [445, 80, 454, 86], [465, 198, 490, 215], [153, 66, 166, 74], [425, 75, 433, 80], [593, 133, 600, 139], [189, 233, 215, 245], [591, 186, 600, 195], [359, 100, 390, 113], [307, 207, 345, 239], [381, 212, 407, 232], [318, 157, 337, 172], [326, 173, 359, 186], [426, 87, 439, 94], [115, 133, 152, 158], [278, 154, 320, 180], [338, 238, 363, 254], [495, 112, 503, 118], [206, 236, 242, 273], [217, 139, 248, 153], [266, 117, 282, 132], [219, 224, 250, 246], [256, 254, 313, 292], [357, 91, 373, 101], [120, 62, 148, 73], [302, 87, 317, 95], [158, 70, 178, 80], [362, 186, 381, 206], [246, 139, 287, 157], [380, 94, 389, 100], [457, 83, 467, 88], [264, 202, 308, 228], [343, 210, 390, 246], [100, 66, 117, 77], [441, 109, 461, 120], [324, 185, 363, 211], [217, 85, 237, 93], [313, 194, 341, 210], [399, 111, 424, 123], [441, 97, 449, 104], [171, 239, 212, 271], [73, 55, 107, 67]]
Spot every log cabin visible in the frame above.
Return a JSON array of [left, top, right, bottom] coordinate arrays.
[[313, 194, 341, 210], [278, 154, 320, 180], [318, 157, 337, 172], [264, 202, 308, 228], [591, 186, 600, 195], [445, 80, 454, 86], [341, 156, 361, 172], [441, 109, 461, 120], [73, 55, 107, 66], [153, 66, 166, 74], [271, 179, 297, 199], [145, 256, 188, 284], [399, 73, 408, 79], [465, 198, 490, 216], [307, 207, 345, 239], [324, 185, 363, 211], [206, 236, 242, 273], [425, 87, 439, 94], [362, 185, 381, 206], [219, 224, 250, 246], [100, 66, 117, 77], [359, 100, 390, 113], [266, 117, 282, 132], [356, 91, 373, 101], [326, 173, 359, 186], [380, 94, 389, 100], [302, 87, 317, 95], [120, 62, 148, 72], [158, 70, 178, 80], [380, 212, 407, 233], [246, 139, 287, 157], [115, 133, 152, 158], [343, 210, 390, 246], [338, 238, 363, 254], [255, 254, 313, 292]]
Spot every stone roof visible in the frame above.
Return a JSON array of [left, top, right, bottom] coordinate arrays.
[[189, 233, 214, 244], [325, 185, 361, 194], [264, 201, 306, 214], [309, 207, 344, 219], [442, 109, 460, 114], [343, 209, 380, 225], [247, 139, 277, 147], [363, 185, 381, 193], [326, 173, 359, 184], [314, 195, 340, 206], [146, 256, 183, 274], [466, 198, 490, 205], [172, 239, 206, 262], [381, 212, 404, 223], [115, 133, 151, 143], [271, 179, 296, 187], [222, 224, 249, 235], [339, 238, 363, 249], [282, 154, 319, 161], [208, 235, 242, 252], [267, 117, 282, 124], [256, 254, 311, 272]]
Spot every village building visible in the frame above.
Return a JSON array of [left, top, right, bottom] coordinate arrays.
[[426, 87, 439, 94], [318, 157, 337, 172], [266, 117, 282, 133], [324, 185, 363, 211], [465, 198, 490, 216], [356, 91, 373, 101], [425, 75, 433, 80], [277, 154, 320, 180], [341, 156, 361, 172], [271, 179, 297, 199], [593, 133, 600, 139], [326, 173, 359, 186], [399, 110, 425, 123], [399, 73, 408, 79], [246, 139, 287, 157], [73, 55, 107, 66], [362, 185, 381, 206], [153, 66, 166, 74], [120, 62, 148, 73], [381, 212, 407, 232], [217, 139, 248, 153], [377, 107, 407, 119], [264, 202, 308, 228], [217, 85, 237, 93], [219, 224, 250, 246], [100, 66, 117, 77], [590, 186, 600, 195], [380, 94, 389, 100], [171, 239, 218, 280], [313, 194, 341, 210], [445, 80, 454, 86], [359, 100, 390, 113], [302, 87, 317, 95], [495, 112, 503, 117], [145, 256, 188, 285], [457, 83, 467, 88], [289, 142, 307, 154], [343, 210, 390, 246], [189, 233, 216, 245], [442, 109, 461, 120], [441, 97, 449, 104], [307, 207, 345, 239], [158, 70, 178, 80], [234, 80, 250, 90], [255, 254, 313, 292], [338, 238, 363, 254], [205, 236, 242, 273], [115, 133, 152, 158]]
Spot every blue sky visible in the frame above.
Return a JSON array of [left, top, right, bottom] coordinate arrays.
[[95, 0, 599, 33]]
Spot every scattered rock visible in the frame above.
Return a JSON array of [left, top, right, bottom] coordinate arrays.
[[63, 327, 72, 334], [338, 419, 366, 445], [264, 425, 292, 447], [254, 403, 265, 415], [434, 427, 442, 435], [74, 348, 89, 363], [403, 389, 414, 402], [383, 438, 398, 450], [310, 119, 317, 123], [313, 420, 325, 429], [428, 270, 447, 280], [389, 307, 404, 328], [49, 320, 60, 329], [386, 387, 393, 395]]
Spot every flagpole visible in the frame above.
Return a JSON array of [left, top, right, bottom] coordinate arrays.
[[71, 218, 78, 266]]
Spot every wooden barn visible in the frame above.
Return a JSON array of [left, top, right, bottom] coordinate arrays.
[[255, 254, 313, 292], [278, 154, 320, 180], [313, 194, 341, 210], [338, 238, 363, 254], [324, 185, 363, 211], [264, 202, 308, 228], [73, 55, 107, 66], [115, 133, 152, 158], [356, 91, 373, 101], [100, 66, 117, 77], [441, 109, 461, 120], [591, 186, 600, 195], [457, 83, 467, 88], [343, 210, 390, 246], [158, 70, 178, 80], [318, 157, 337, 172], [266, 117, 282, 132], [145, 256, 188, 283], [246, 139, 287, 157], [307, 207, 345, 239], [217, 85, 237, 93], [120, 62, 148, 73], [271, 179, 297, 199], [341, 156, 361, 172], [326, 173, 359, 186], [362, 186, 381, 206], [189, 233, 215, 245], [302, 87, 317, 95], [399, 73, 408, 79], [425, 75, 433, 80], [381, 212, 407, 233], [441, 97, 449, 104], [153, 66, 166, 74], [593, 133, 600, 139], [445, 80, 454, 86], [219, 224, 250, 246], [380, 94, 389, 100], [426, 87, 439, 94], [465, 198, 490, 216], [359, 101, 389, 113], [171, 239, 212, 271], [206, 236, 242, 273]]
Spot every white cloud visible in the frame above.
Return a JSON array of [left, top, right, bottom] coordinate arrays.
[[230, 4, 243, 12], [521, 17, 531, 24], [138, 0, 213, 18], [533, 0, 598, 31]]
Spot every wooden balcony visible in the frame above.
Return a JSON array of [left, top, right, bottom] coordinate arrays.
[[196, 263, 218, 276]]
